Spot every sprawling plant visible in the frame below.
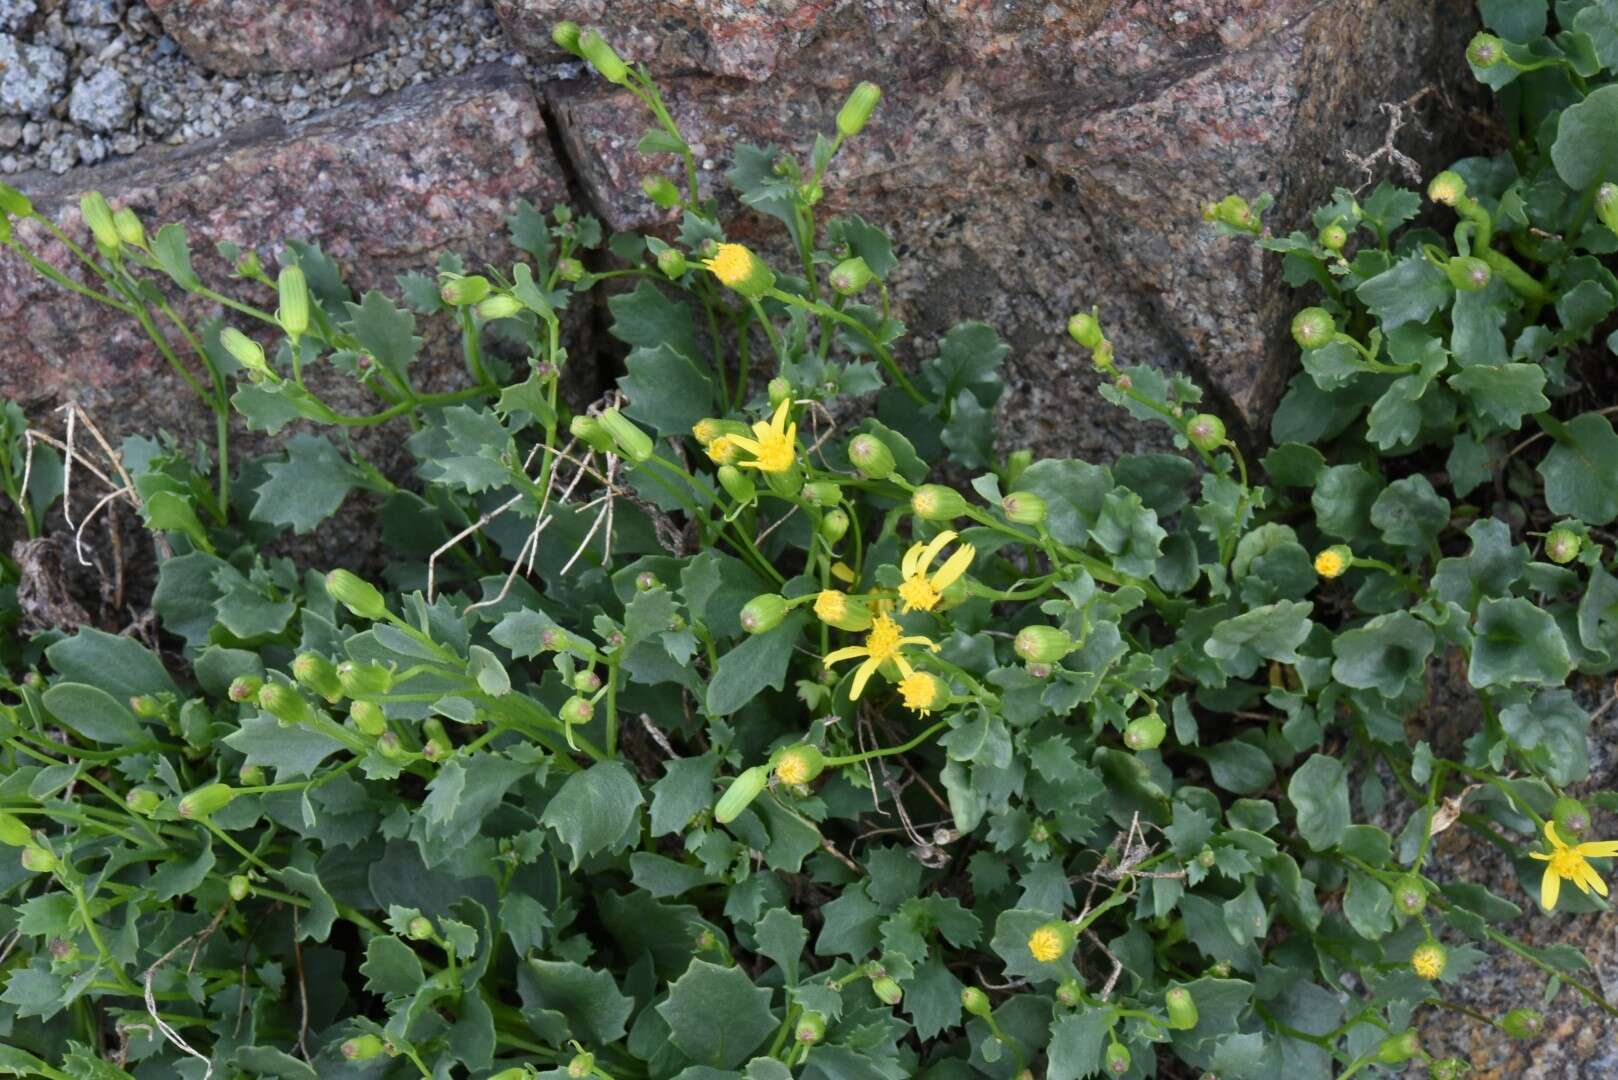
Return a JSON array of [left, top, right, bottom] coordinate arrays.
[[2, 4, 1617, 1077]]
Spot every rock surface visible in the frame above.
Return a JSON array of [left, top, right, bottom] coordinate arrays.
[[144, 0, 401, 75], [0, 31, 68, 116]]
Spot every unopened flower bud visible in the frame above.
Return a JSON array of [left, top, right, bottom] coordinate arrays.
[[774, 744, 826, 786], [1467, 31, 1504, 68], [540, 628, 569, 653], [1186, 413, 1227, 452], [350, 700, 388, 737], [740, 593, 788, 634], [1291, 307, 1335, 350], [342, 1034, 385, 1061], [837, 82, 882, 138], [1319, 223, 1347, 251], [1392, 874, 1427, 917], [1429, 1058, 1468, 1080], [657, 247, 687, 278], [337, 661, 393, 698], [228, 675, 263, 703], [1597, 183, 1618, 237], [796, 1011, 827, 1044], [1545, 527, 1581, 565], [961, 987, 993, 1019], [292, 652, 342, 702], [326, 569, 387, 620], [870, 975, 903, 1006], [274, 265, 310, 338], [1165, 986, 1199, 1030], [573, 670, 603, 693], [557, 257, 586, 282], [1104, 1041, 1131, 1075], [567, 1052, 597, 1079], [579, 29, 629, 83], [129, 694, 164, 718], [703, 243, 775, 298], [239, 764, 266, 787], [1429, 170, 1467, 206], [715, 765, 770, 823], [1055, 980, 1082, 1007], [258, 683, 314, 726], [478, 294, 524, 320], [570, 415, 616, 454], [113, 207, 146, 248], [634, 571, 661, 593], [767, 377, 794, 409], [229, 874, 251, 901], [124, 788, 161, 816], [911, 484, 968, 522], [440, 275, 491, 307], [849, 433, 896, 479], [642, 174, 681, 209], [376, 731, 406, 759], [1553, 796, 1590, 837], [407, 915, 434, 941], [80, 192, 120, 252], [21, 845, 56, 873], [803, 480, 841, 507], [178, 783, 237, 820], [1026, 661, 1053, 679], [560, 696, 594, 726], [999, 491, 1046, 526], [1124, 713, 1166, 751], [1446, 255, 1492, 292], [1067, 311, 1104, 349], [1500, 1007, 1544, 1038], [821, 508, 850, 542], [599, 407, 655, 463], [718, 464, 756, 503], [221, 327, 272, 378], [1014, 625, 1072, 664], [1377, 1031, 1423, 1065], [551, 21, 583, 55], [1197, 846, 1217, 868], [829, 256, 874, 295]]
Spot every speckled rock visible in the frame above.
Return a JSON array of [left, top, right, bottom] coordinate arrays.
[[0, 0, 36, 32], [68, 68, 136, 133], [0, 64, 584, 567], [144, 0, 401, 76], [0, 32, 67, 117], [546, 0, 1475, 451], [493, 0, 847, 79]]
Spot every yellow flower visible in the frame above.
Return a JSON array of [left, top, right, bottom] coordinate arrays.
[[814, 589, 872, 632], [692, 418, 722, 445], [1410, 941, 1446, 980], [729, 399, 797, 474], [1314, 546, 1350, 579], [899, 671, 947, 714], [706, 435, 740, 466], [830, 561, 856, 584], [824, 613, 937, 699], [1529, 820, 1618, 910], [897, 531, 975, 613], [702, 242, 774, 296], [1027, 923, 1068, 963]]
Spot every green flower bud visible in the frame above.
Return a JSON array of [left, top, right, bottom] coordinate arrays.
[[1067, 311, 1104, 349], [715, 765, 770, 823], [820, 508, 850, 542], [1319, 222, 1348, 251], [540, 627, 570, 652], [477, 294, 524, 320], [376, 731, 406, 759], [1203, 194, 1258, 232], [235, 249, 264, 278], [1429, 170, 1466, 206], [1376, 1030, 1422, 1065], [870, 975, 903, 1006], [1392, 874, 1427, 917], [657, 247, 688, 278], [848, 433, 896, 480], [1446, 255, 1492, 292], [774, 744, 826, 786], [21, 845, 57, 873], [220, 327, 272, 378], [80, 192, 120, 251], [740, 593, 788, 634], [557, 257, 586, 282], [178, 783, 237, 820], [911, 484, 968, 522], [570, 415, 616, 454], [796, 1011, 827, 1043], [326, 569, 387, 620], [1467, 31, 1504, 68], [0, 813, 32, 846], [1186, 413, 1227, 452], [767, 378, 794, 410], [338, 661, 394, 698], [229, 874, 251, 901], [837, 82, 882, 138], [440, 275, 491, 307], [551, 21, 583, 55], [829, 256, 874, 295], [1000, 491, 1046, 526], [113, 207, 146, 248], [342, 1034, 385, 1061], [1197, 845, 1217, 868], [718, 465, 756, 503], [634, 571, 661, 593], [560, 696, 594, 726], [277, 265, 309, 337], [1545, 527, 1581, 565], [1290, 306, 1335, 350], [1499, 1007, 1544, 1038], [350, 700, 388, 737], [1428, 1058, 1468, 1080], [1104, 1040, 1131, 1075], [1165, 986, 1199, 1030], [1597, 183, 1618, 237], [239, 763, 266, 787], [573, 669, 603, 692], [258, 683, 314, 726], [1055, 979, 1082, 1007], [1006, 448, 1033, 487], [803, 480, 842, 507], [1014, 625, 1073, 664], [599, 407, 655, 463], [129, 694, 164, 718], [642, 174, 680, 208], [579, 30, 630, 84], [1124, 713, 1166, 751], [228, 675, 264, 703], [408, 915, 434, 941], [1553, 796, 1590, 837], [292, 652, 342, 703], [124, 788, 161, 816], [961, 986, 993, 1019], [567, 1052, 596, 1079]]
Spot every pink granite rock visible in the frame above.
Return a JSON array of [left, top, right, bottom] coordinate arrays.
[[145, 0, 400, 76]]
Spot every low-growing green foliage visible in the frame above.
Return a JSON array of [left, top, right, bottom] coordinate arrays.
[[2, 3, 1618, 1077]]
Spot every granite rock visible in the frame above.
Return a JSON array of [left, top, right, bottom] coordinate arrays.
[[0, 0, 35, 32], [0, 32, 67, 117], [68, 68, 136, 134], [144, 0, 401, 76]]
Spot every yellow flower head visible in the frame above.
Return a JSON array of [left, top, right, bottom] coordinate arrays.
[[1529, 820, 1618, 910], [899, 671, 947, 715], [703, 242, 774, 297], [730, 399, 797, 474], [898, 530, 975, 613], [830, 561, 856, 585], [814, 589, 873, 633], [1314, 546, 1351, 579], [823, 613, 938, 699], [692, 418, 722, 445], [707, 435, 740, 466], [1410, 941, 1446, 980], [1027, 923, 1068, 964]]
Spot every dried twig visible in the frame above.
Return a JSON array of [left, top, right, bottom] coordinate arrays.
[[1343, 86, 1438, 191], [143, 907, 229, 1079]]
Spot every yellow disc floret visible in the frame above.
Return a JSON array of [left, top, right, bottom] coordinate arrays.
[[1314, 546, 1350, 579], [1027, 923, 1068, 963], [899, 672, 946, 714], [705, 243, 756, 287], [1410, 942, 1446, 980], [898, 531, 975, 613], [729, 399, 797, 474], [707, 435, 740, 465]]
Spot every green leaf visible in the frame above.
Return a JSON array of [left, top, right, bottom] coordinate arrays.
[[1331, 612, 1435, 699], [1499, 690, 1591, 785], [1356, 255, 1451, 330], [148, 834, 215, 901], [1469, 597, 1573, 688], [152, 223, 200, 289], [706, 612, 808, 716], [1369, 474, 1450, 552], [609, 280, 701, 363], [1019, 459, 1110, 547], [1447, 364, 1548, 428], [1201, 740, 1276, 796], [1090, 489, 1166, 577], [525, 959, 634, 1044], [940, 390, 996, 470], [361, 935, 426, 998], [540, 760, 644, 869], [40, 683, 145, 746], [755, 908, 808, 986], [1205, 601, 1314, 678], [223, 712, 346, 779], [251, 434, 364, 534], [1289, 755, 1350, 850], [923, 321, 1008, 407], [904, 955, 964, 1042], [1539, 412, 1618, 525], [344, 290, 421, 379], [1551, 83, 1618, 190], [650, 754, 719, 836], [621, 343, 715, 436], [1343, 871, 1394, 939], [142, 489, 212, 552], [1311, 464, 1380, 542], [45, 628, 175, 700], [1047, 1008, 1110, 1080], [656, 959, 777, 1070]]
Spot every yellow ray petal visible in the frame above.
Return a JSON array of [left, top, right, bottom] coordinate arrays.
[[729, 436, 763, 454], [823, 646, 867, 667], [1529, 851, 1552, 861], [850, 656, 881, 699], [1584, 864, 1610, 897], [1574, 840, 1618, 858], [1545, 820, 1567, 848], [1542, 865, 1561, 910], [919, 530, 957, 569], [932, 544, 976, 591]]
